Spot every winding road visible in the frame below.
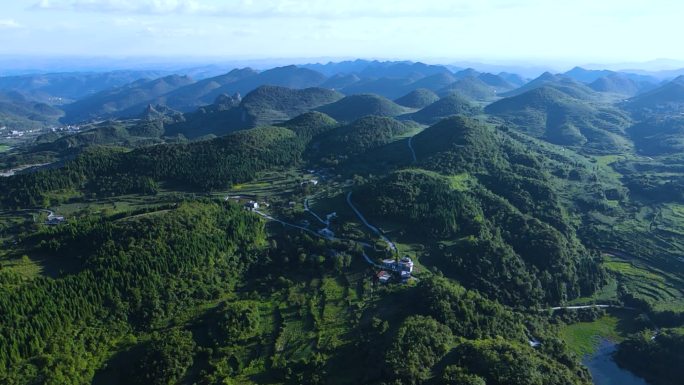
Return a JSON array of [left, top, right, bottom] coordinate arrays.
[[304, 197, 330, 226], [253, 209, 337, 241], [254, 205, 383, 269], [252, 189, 397, 270], [407, 136, 417, 163], [346, 192, 397, 252]]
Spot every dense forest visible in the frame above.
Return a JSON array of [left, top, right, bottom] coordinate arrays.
[[2, 61, 684, 385], [0, 200, 267, 383]]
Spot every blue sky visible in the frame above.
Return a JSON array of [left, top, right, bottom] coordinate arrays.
[[1, 0, 683, 65]]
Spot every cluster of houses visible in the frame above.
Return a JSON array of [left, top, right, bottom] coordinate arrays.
[[375, 256, 415, 284], [45, 214, 65, 226], [224, 196, 268, 212], [300, 179, 319, 187], [318, 228, 335, 239], [244, 200, 260, 211]]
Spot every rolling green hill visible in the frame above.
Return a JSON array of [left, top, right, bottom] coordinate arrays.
[[166, 86, 343, 138], [478, 73, 515, 91], [0, 124, 306, 207], [625, 76, 684, 117], [0, 70, 168, 101], [0, 91, 64, 130], [277, 111, 339, 140], [316, 115, 416, 159], [589, 74, 642, 96], [438, 76, 497, 100], [3, 62, 684, 385], [239, 85, 343, 127], [394, 88, 440, 108], [356, 116, 605, 305], [503, 72, 598, 100], [406, 93, 481, 124], [145, 68, 257, 112], [628, 116, 684, 155], [122, 66, 328, 114], [409, 72, 458, 91], [321, 73, 361, 89], [316, 94, 410, 122], [340, 77, 415, 99], [486, 86, 632, 153], [61, 75, 195, 123]]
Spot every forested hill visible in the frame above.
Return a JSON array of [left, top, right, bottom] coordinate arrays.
[[0, 125, 306, 208], [485, 86, 632, 153], [0, 200, 267, 382], [357, 116, 605, 305], [3, 60, 684, 385], [164, 85, 343, 138]]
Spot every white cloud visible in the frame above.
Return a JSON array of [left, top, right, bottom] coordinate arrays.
[[35, 0, 212, 14], [32, 0, 534, 18], [10, 0, 684, 62], [0, 19, 22, 29]]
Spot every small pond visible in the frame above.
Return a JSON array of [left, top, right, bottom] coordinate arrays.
[[583, 339, 650, 385]]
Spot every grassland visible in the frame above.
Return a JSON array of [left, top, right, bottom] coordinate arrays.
[[560, 314, 625, 356], [655, 203, 684, 238], [560, 308, 644, 357], [604, 254, 684, 312], [447, 172, 474, 191]]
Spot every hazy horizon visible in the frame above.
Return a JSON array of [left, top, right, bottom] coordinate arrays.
[[3, 54, 684, 79]]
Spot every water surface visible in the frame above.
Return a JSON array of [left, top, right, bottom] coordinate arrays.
[[583, 339, 650, 385]]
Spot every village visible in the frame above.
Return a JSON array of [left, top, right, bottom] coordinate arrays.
[[224, 169, 418, 286]]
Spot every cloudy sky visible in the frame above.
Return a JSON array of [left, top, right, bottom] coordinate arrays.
[[1, 0, 683, 65]]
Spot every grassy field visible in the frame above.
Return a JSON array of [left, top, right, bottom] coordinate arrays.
[[560, 312, 634, 356], [604, 254, 684, 312], [213, 169, 309, 203], [655, 203, 684, 237], [0, 144, 10, 153], [0, 255, 43, 280], [569, 279, 619, 305], [448, 172, 475, 191]]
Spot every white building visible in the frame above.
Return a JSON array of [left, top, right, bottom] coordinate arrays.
[[382, 256, 415, 275]]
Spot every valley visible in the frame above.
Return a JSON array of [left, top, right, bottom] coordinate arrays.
[[1, 60, 684, 385]]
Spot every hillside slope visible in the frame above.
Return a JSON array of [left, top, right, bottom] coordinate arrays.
[[394, 88, 440, 108], [61, 75, 195, 123], [316, 94, 410, 122], [167, 86, 343, 138], [486, 87, 632, 152], [406, 94, 481, 124], [0, 91, 64, 130]]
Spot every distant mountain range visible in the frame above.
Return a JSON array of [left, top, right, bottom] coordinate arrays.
[[3, 60, 684, 148], [0, 91, 64, 130]]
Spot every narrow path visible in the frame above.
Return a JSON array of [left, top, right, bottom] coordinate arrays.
[[253, 207, 382, 268], [545, 304, 637, 311], [253, 209, 337, 241], [407, 136, 417, 163], [0, 162, 52, 177], [304, 197, 329, 226], [346, 192, 397, 252]]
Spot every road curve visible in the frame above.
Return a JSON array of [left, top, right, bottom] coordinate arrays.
[[346, 192, 397, 252], [407, 136, 417, 163]]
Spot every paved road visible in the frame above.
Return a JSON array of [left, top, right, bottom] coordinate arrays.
[[407, 136, 417, 163], [253, 191, 404, 273], [546, 304, 636, 311], [304, 197, 329, 225], [346, 192, 397, 252], [253, 206, 384, 269], [253, 209, 337, 241]]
